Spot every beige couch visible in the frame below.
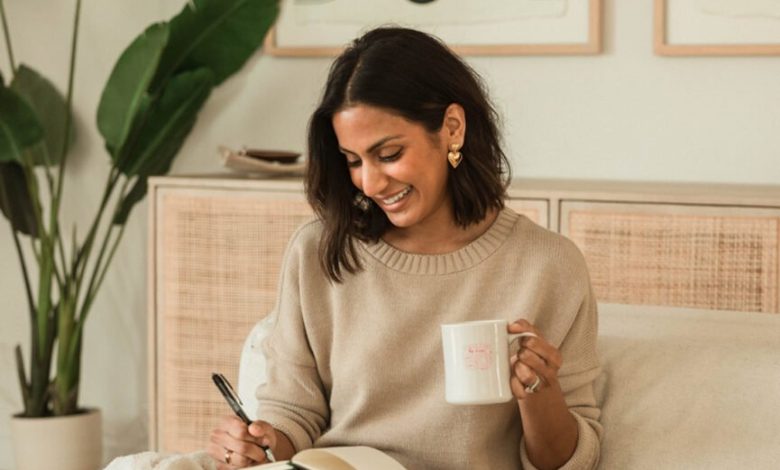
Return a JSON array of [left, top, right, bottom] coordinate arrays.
[[596, 303, 780, 469], [238, 302, 780, 469]]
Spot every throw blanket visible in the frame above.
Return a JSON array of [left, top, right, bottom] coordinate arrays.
[[105, 451, 216, 470]]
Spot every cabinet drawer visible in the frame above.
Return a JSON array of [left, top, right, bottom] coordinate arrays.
[[560, 201, 780, 313], [151, 186, 313, 452]]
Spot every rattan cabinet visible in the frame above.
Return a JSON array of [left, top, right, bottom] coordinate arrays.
[[148, 175, 780, 453], [562, 201, 780, 313], [148, 177, 312, 452]]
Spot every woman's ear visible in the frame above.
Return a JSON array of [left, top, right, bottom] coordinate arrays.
[[442, 103, 466, 143]]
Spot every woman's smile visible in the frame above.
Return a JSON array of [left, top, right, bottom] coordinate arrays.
[[379, 185, 413, 208]]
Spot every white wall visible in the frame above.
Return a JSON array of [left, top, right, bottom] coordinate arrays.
[[1, 0, 779, 467]]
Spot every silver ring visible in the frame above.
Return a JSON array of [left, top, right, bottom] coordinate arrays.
[[524, 375, 542, 394], [225, 449, 233, 464]]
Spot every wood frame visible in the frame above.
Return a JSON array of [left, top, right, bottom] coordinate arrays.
[[264, 0, 602, 57], [654, 0, 780, 56]]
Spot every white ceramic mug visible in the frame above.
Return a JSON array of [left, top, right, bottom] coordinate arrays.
[[441, 319, 537, 405]]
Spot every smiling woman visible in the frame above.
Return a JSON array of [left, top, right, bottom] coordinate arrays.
[[206, 27, 602, 470], [331, 104, 469, 253], [307, 27, 510, 278]]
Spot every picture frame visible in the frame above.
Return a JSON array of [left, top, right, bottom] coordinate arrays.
[[264, 0, 602, 57], [654, 0, 780, 56]]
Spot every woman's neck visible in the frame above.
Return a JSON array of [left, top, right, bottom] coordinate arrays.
[[382, 208, 500, 254]]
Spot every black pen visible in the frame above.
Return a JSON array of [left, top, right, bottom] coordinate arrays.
[[212, 372, 276, 463]]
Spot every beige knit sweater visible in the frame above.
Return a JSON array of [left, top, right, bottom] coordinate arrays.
[[257, 208, 602, 470]]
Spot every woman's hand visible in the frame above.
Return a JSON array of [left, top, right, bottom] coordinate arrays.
[[508, 319, 563, 400], [207, 415, 279, 469]]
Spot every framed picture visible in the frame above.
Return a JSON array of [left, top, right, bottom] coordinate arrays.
[[264, 0, 602, 56], [654, 0, 780, 56]]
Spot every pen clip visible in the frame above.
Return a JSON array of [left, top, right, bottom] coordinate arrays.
[[211, 372, 251, 424], [214, 372, 243, 406]]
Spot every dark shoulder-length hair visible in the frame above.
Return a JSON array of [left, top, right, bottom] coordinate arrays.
[[305, 26, 511, 282]]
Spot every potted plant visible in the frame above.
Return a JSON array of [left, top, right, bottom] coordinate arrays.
[[0, 0, 279, 468]]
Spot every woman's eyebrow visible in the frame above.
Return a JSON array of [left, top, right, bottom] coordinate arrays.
[[339, 135, 403, 156]]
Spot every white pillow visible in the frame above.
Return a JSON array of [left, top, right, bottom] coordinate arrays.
[[238, 313, 276, 421], [595, 303, 780, 469]]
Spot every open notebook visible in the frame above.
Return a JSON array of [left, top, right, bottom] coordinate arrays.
[[248, 446, 407, 470]]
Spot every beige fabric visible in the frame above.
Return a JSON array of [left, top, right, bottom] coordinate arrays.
[[256, 209, 601, 470], [596, 303, 780, 469], [104, 451, 215, 470]]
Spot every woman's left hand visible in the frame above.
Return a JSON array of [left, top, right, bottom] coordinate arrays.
[[508, 319, 563, 400]]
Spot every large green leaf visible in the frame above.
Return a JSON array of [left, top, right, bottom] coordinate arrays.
[[119, 67, 214, 176], [111, 68, 214, 223], [11, 65, 74, 166], [0, 161, 39, 236], [112, 177, 146, 225], [0, 81, 44, 163], [97, 22, 169, 156], [149, 0, 278, 91]]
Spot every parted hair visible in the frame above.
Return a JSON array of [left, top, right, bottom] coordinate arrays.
[[305, 26, 511, 282]]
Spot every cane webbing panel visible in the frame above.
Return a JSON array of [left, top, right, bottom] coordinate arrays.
[[563, 203, 780, 313], [155, 188, 313, 452], [506, 199, 548, 228]]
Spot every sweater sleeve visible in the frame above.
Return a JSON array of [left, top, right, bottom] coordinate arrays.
[[254, 226, 329, 453], [520, 284, 603, 470]]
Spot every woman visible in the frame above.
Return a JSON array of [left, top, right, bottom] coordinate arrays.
[[208, 27, 601, 470]]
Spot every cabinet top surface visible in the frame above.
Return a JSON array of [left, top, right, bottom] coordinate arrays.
[[149, 174, 780, 206]]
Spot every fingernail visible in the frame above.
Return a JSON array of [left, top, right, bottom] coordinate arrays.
[[261, 438, 270, 447]]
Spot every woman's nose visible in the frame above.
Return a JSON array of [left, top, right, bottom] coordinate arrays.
[[360, 162, 387, 197]]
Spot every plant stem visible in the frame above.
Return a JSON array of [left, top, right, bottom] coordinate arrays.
[[7, 220, 38, 416], [71, 176, 131, 413], [37, 144, 57, 194], [73, 167, 119, 294], [16, 159, 55, 369], [58, 0, 80, 174], [36, 145, 69, 288], [74, 223, 128, 411], [11, 229, 37, 320], [14, 345, 30, 414], [51, 0, 81, 251], [82, 176, 130, 316], [53, 280, 77, 415], [82, 220, 114, 316], [83, 218, 127, 319], [19, 161, 47, 265], [0, 176, 35, 319], [48, 0, 82, 417], [0, 0, 16, 73], [70, 224, 78, 274]]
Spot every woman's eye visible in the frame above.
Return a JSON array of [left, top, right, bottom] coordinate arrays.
[[346, 159, 361, 168], [379, 149, 403, 162]]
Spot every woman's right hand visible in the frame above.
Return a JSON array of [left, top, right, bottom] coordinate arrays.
[[208, 415, 279, 469]]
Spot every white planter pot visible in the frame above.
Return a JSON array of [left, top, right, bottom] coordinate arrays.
[[10, 408, 102, 470]]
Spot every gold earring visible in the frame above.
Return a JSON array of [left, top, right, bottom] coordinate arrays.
[[447, 143, 463, 169]]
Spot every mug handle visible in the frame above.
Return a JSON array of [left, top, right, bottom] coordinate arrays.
[[508, 332, 538, 357]]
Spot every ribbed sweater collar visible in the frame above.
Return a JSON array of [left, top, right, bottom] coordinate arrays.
[[360, 208, 519, 275]]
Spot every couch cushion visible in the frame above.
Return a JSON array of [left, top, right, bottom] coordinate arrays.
[[595, 303, 780, 470]]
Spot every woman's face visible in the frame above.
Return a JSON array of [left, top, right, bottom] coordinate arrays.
[[332, 104, 457, 231]]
